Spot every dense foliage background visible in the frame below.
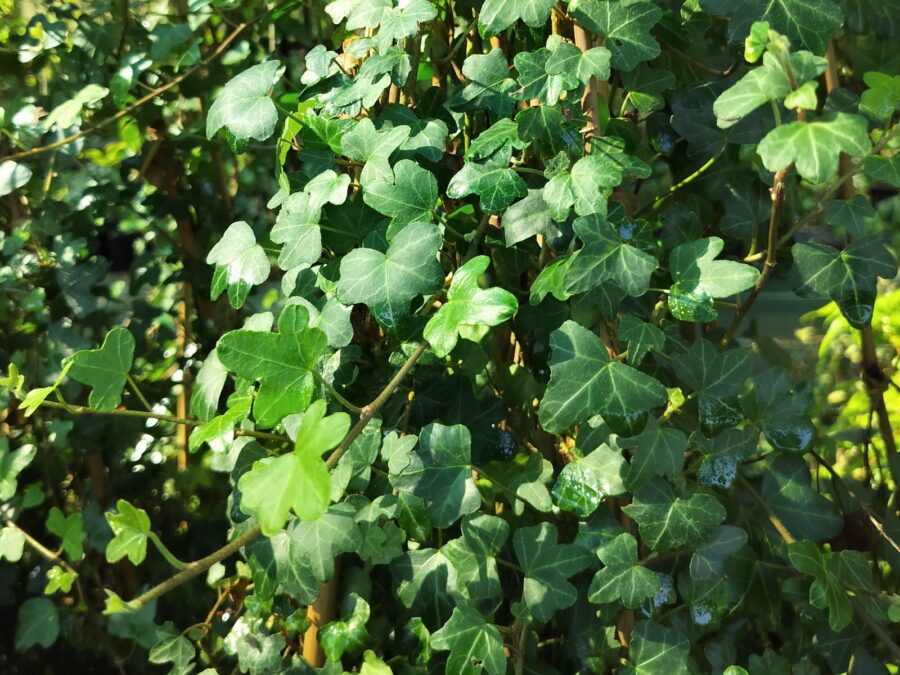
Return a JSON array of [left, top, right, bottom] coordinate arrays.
[[1, 0, 899, 672]]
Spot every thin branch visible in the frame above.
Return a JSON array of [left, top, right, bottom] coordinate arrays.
[[3, 20, 254, 162], [312, 371, 363, 414], [721, 167, 789, 346]]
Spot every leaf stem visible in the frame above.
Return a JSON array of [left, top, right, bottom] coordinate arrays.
[[127, 375, 154, 412], [147, 532, 189, 570], [312, 371, 364, 414]]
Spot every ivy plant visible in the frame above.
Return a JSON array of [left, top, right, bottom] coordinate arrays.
[[1, 0, 899, 673]]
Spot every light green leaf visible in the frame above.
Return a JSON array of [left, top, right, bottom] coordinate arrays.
[[790, 237, 897, 328], [513, 522, 593, 623], [625, 621, 690, 675], [391, 423, 481, 528], [207, 221, 271, 309], [238, 400, 350, 534], [447, 158, 527, 214], [319, 593, 371, 661], [363, 159, 438, 228], [588, 533, 659, 608], [502, 189, 562, 247], [43, 83, 108, 131], [564, 215, 658, 297], [190, 349, 228, 423], [757, 113, 872, 184], [478, 0, 556, 35], [539, 320, 667, 435], [0, 160, 32, 197], [568, 0, 661, 71], [623, 482, 726, 552], [224, 617, 285, 673], [424, 256, 517, 357], [668, 237, 759, 323], [337, 221, 442, 330], [430, 606, 507, 675], [860, 71, 900, 120], [0, 525, 25, 562], [271, 192, 322, 270], [206, 60, 281, 141], [44, 566, 78, 595], [552, 444, 627, 517], [16, 598, 60, 652], [66, 327, 135, 411], [700, 0, 843, 54], [46, 507, 85, 560], [216, 305, 328, 427], [105, 499, 151, 565], [0, 438, 37, 501]]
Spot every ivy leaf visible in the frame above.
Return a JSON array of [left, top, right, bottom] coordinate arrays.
[[217, 306, 329, 427], [224, 618, 285, 673], [623, 482, 726, 552], [760, 455, 841, 542], [672, 340, 751, 436], [588, 533, 658, 608], [363, 159, 438, 229], [375, 0, 438, 50], [865, 154, 900, 186], [860, 71, 900, 120], [757, 113, 872, 184], [787, 540, 854, 631], [105, 499, 151, 565], [465, 118, 527, 162], [15, 598, 60, 652], [46, 507, 85, 561], [342, 117, 411, 186], [478, 0, 556, 35], [453, 48, 517, 117], [42, 83, 108, 132], [149, 622, 195, 674], [430, 606, 507, 675], [552, 445, 627, 517], [0, 160, 32, 197], [745, 368, 815, 453], [564, 215, 659, 297], [0, 438, 37, 501], [568, 0, 662, 71], [790, 237, 897, 328], [516, 105, 571, 154], [623, 419, 687, 489], [668, 237, 759, 323], [513, 522, 593, 623], [690, 525, 748, 581], [442, 514, 509, 605], [618, 316, 665, 366], [539, 320, 667, 436], [391, 423, 481, 528], [44, 566, 78, 595], [0, 526, 25, 562], [625, 621, 690, 675], [502, 189, 562, 247], [337, 221, 443, 330], [271, 192, 322, 270], [320, 593, 371, 661], [207, 221, 271, 309], [447, 157, 527, 214], [65, 327, 135, 411], [393, 548, 463, 628], [700, 0, 842, 54], [206, 60, 281, 142], [424, 256, 517, 357]]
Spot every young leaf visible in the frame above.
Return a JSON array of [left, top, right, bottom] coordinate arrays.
[[46, 507, 85, 560], [552, 445, 627, 517], [206, 60, 281, 142], [66, 327, 135, 411], [105, 499, 151, 565], [424, 256, 517, 357]]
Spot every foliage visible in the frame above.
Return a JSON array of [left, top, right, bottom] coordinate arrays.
[[1, 0, 898, 673]]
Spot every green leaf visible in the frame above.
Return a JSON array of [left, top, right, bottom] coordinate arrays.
[[746, 368, 815, 453], [668, 237, 759, 323], [0, 160, 32, 197], [442, 514, 509, 605], [337, 220, 443, 330], [760, 455, 841, 542], [207, 221, 271, 309], [206, 60, 281, 142], [149, 622, 195, 673], [190, 349, 228, 423], [43, 83, 108, 131], [478, 0, 555, 35], [238, 400, 350, 534], [502, 189, 562, 247], [46, 507, 85, 560], [552, 444, 627, 517], [672, 340, 751, 436], [453, 48, 517, 117], [105, 499, 151, 565], [0, 438, 37, 501], [223, 617, 285, 673], [15, 598, 60, 652], [271, 192, 322, 270], [320, 593, 371, 661], [700, 0, 843, 54], [860, 72, 900, 120], [624, 419, 687, 489], [424, 256, 518, 357], [447, 158, 527, 214], [790, 237, 897, 328], [618, 316, 665, 366], [625, 621, 690, 675], [568, 0, 661, 71], [393, 548, 463, 628], [0, 525, 25, 562], [65, 327, 135, 411], [44, 566, 78, 595], [588, 533, 658, 608], [539, 320, 667, 435], [564, 215, 659, 297], [690, 525, 748, 581], [623, 481, 726, 552], [362, 159, 438, 229], [865, 154, 900, 187], [757, 113, 872, 184], [430, 606, 507, 675], [513, 522, 593, 623], [391, 423, 481, 528], [787, 540, 853, 631]]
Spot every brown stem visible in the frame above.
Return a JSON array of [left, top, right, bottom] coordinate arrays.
[[720, 167, 789, 345], [573, 24, 600, 142], [4, 519, 85, 605], [2, 21, 253, 162], [302, 558, 341, 666]]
